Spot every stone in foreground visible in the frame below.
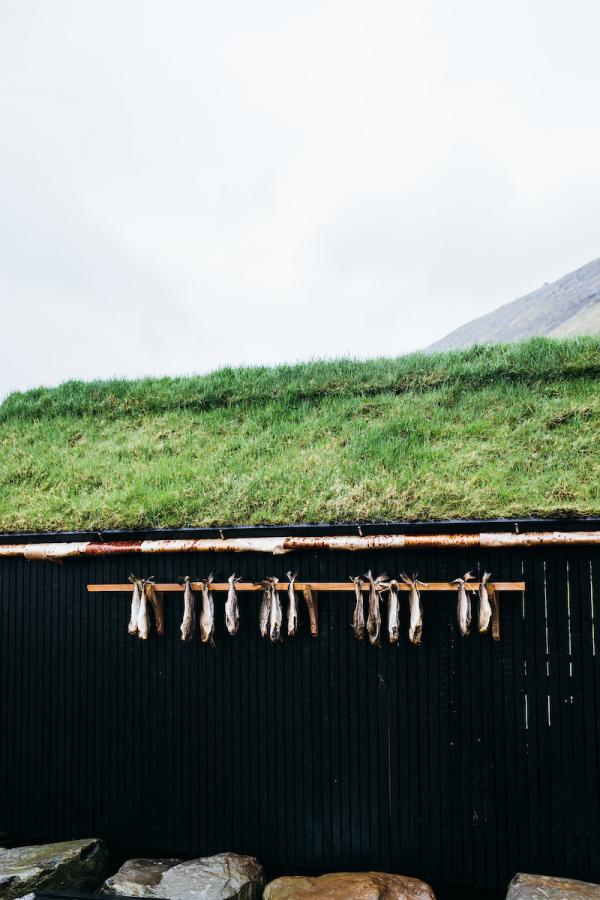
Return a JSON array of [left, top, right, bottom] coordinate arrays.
[[507, 873, 600, 899], [0, 837, 108, 899], [263, 872, 436, 899], [102, 852, 264, 899], [159, 853, 264, 899], [102, 858, 181, 896]]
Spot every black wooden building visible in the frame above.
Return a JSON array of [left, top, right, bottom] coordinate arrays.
[[1, 519, 599, 894]]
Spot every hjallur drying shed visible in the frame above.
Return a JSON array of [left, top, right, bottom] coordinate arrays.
[[1, 338, 599, 893]]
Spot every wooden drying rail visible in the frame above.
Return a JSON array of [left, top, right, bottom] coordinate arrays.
[[88, 581, 525, 641], [88, 581, 524, 593]]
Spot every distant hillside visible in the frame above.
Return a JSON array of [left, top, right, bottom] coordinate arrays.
[[0, 338, 599, 531], [429, 257, 600, 351]]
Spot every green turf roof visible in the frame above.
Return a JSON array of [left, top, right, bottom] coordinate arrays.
[[0, 337, 599, 532]]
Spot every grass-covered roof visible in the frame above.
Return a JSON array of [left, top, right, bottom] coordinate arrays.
[[1, 337, 599, 532]]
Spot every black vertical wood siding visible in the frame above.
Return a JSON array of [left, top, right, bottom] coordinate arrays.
[[1, 547, 599, 892]]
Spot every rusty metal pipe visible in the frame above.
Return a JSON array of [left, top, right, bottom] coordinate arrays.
[[0, 531, 599, 561]]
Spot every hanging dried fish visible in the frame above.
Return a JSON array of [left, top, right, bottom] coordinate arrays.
[[180, 576, 195, 640], [268, 577, 282, 642], [303, 585, 318, 637], [364, 570, 387, 647], [286, 572, 299, 636], [302, 584, 319, 637], [350, 575, 365, 640], [387, 579, 401, 644], [478, 572, 493, 633], [137, 576, 151, 640], [400, 573, 426, 645], [199, 574, 215, 644], [225, 573, 242, 636], [145, 579, 165, 635], [259, 579, 271, 638], [453, 571, 475, 636], [127, 575, 142, 635]]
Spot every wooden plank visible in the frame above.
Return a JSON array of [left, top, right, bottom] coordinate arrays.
[[87, 581, 526, 593]]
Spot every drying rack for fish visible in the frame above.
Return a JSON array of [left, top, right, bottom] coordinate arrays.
[[87, 580, 526, 640]]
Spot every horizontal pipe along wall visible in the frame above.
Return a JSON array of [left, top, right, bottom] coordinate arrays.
[[0, 544, 599, 892]]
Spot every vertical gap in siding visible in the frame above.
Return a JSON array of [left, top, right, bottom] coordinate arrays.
[[589, 560, 596, 657], [581, 554, 600, 876], [543, 562, 551, 727], [566, 561, 573, 689], [522, 562, 529, 731]]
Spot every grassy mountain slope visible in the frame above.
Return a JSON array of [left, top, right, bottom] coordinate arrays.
[[0, 338, 599, 531], [429, 257, 600, 351]]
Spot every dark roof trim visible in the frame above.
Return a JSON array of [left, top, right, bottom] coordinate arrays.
[[1, 516, 600, 545]]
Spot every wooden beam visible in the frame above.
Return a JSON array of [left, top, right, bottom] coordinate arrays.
[[87, 581, 525, 593]]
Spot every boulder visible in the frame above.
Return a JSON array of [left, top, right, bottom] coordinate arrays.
[[506, 873, 600, 899], [102, 857, 181, 896], [263, 872, 436, 899], [158, 853, 264, 899], [0, 837, 108, 899], [102, 851, 264, 899]]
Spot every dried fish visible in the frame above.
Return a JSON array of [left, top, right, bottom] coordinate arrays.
[[401, 573, 426, 645], [478, 572, 493, 633], [364, 570, 387, 647], [453, 571, 475, 636], [387, 579, 401, 644], [351, 575, 365, 640], [146, 580, 165, 635], [199, 574, 215, 644], [137, 576, 151, 640], [127, 575, 142, 635], [259, 580, 271, 638], [225, 574, 242, 636], [180, 575, 195, 640], [286, 571, 299, 636], [268, 577, 282, 642], [303, 585, 319, 637]]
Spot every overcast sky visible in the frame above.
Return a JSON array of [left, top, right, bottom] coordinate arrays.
[[2, 1, 600, 397]]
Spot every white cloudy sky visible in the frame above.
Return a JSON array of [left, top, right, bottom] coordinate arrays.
[[2, 0, 600, 397]]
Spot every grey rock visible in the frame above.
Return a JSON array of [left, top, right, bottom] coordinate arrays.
[[0, 837, 108, 899], [101, 852, 264, 899], [102, 857, 181, 896], [506, 872, 600, 899], [158, 853, 264, 900]]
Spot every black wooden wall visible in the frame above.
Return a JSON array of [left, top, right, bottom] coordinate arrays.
[[1, 546, 599, 892]]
